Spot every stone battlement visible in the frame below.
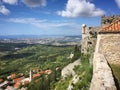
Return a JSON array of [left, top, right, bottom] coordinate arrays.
[[101, 15, 120, 26]]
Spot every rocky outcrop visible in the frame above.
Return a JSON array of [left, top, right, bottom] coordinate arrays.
[[67, 72, 86, 90], [90, 53, 116, 90], [61, 59, 80, 79], [67, 75, 79, 90]]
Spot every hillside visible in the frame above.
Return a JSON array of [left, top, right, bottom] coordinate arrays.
[[0, 43, 76, 89]]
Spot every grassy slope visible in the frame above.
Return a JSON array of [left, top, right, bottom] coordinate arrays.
[[55, 46, 93, 90], [73, 54, 93, 90], [110, 64, 120, 88]]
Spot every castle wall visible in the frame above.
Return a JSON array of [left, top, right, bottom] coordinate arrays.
[[81, 26, 99, 54], [90, 15, 120, 90], [90, 33, 119, 90], [90, 53, 116, 90], [97, 34, 120, 65]]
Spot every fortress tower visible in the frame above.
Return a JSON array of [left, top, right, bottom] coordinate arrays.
[[81, 24, 90, 54], [81, 24, 99, 54]]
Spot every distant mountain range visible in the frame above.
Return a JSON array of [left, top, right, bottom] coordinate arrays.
[[0, 35, 81, 39]]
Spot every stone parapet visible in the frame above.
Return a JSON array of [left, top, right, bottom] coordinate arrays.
[[90, 53, 116, 90]]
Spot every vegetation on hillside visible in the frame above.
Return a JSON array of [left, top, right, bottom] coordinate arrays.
[[73, 53, 93, 90], [55, 46, 93, 90], [0, 43, 94, 90], [0, 43, 73, 79], [110, 64, 120, 89]]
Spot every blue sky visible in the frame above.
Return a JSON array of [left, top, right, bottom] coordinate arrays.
[[0, 0, 120, 35]]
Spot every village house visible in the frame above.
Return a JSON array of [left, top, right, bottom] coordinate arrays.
[[0, 68, 52, 90], [0, 78, 3, 83]]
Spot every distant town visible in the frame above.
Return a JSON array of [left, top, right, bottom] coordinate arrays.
[[0, 68, 52, 90]]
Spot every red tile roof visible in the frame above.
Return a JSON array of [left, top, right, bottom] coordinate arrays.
[[33, 74, 40, 78], [13, 77, 23, 83], [11, 74, 16, 79], [99, 18, 120, 33], [13, 77, 23, 89], [14, 82, 20, 89], [0, 78, 3, 83]]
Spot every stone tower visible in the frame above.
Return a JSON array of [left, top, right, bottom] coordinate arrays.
[[29, 69, 33, 82], [81, 24, 100, 54], [81, 24, 89, 54], [82, 24, 86, 34], [81, 24, 87, 39]]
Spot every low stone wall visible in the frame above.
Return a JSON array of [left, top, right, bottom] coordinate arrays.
[[90, 53, 116, 90]]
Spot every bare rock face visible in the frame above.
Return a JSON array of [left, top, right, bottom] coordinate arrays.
[[61, 59, 80, 79], [67, 75, 79, 90], [90, 53, 116, 90]]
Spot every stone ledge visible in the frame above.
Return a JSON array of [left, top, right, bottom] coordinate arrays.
[[90, 53, 116, 90]]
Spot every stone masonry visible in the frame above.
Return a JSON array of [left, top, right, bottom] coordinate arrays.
[[90, 53, 116, 90], [90, 15, 120, 90], [97, 34, 120, 65]]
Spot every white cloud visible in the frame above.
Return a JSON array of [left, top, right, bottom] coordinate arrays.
[[0, 5, 10, 15], [57, 0, 105, 18], [0, 0, 47, 15], [22, 0, 46, 7], [7, 18, 46, 24], [3, 0, 18, 5], [6, 18, 80, 29], [115, 0, 120, 8]]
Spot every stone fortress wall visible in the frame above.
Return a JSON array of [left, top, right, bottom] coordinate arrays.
[[81, 24, 100, 54], [80, 15, 120, 90], [90, 34, 117, 90], [90, 15, 120, 90], [90, 53, 116, 90], [97, 34, 120, 65]]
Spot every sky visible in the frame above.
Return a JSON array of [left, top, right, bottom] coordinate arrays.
[[0, 0, 120, 36]]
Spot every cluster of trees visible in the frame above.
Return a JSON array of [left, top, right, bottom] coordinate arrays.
[[71, 45, 81, 62], [0, 43, 31, 52]]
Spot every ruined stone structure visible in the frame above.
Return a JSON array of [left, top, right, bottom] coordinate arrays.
[[81, 24, 89, 54], [81, 24, 100, 54], [90, 16, 120, 90], [97, 18, 120, 65], [101, 15, 120, 26]]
